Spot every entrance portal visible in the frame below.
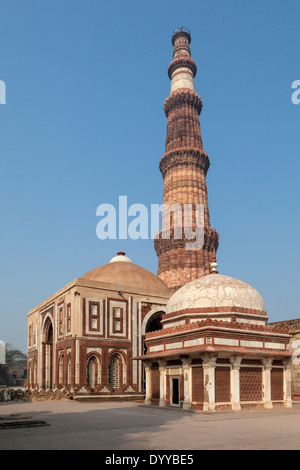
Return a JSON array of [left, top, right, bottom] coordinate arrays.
[[172, 378, 179, 405]]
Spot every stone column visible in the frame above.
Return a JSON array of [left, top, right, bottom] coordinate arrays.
[[38, 317, 43, 388], [75, 339, 80, 386], [230, 356, 242, 411], [158, 360, 167, 407], [262, 358, 273, 409], [45, 344, 51, 389], [283, 360, 293, 408], [181, 357, 192, 410], [202, 355, 217, 412], [144, 361, 152, 406]]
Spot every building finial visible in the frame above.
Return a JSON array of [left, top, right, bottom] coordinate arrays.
[[210, 253, 218, 274], [109, 251, 133, 264]]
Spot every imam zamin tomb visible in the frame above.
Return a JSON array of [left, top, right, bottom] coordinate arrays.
[[27, 27, 293, 411]]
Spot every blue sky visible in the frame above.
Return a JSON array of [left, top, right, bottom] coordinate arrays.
[[0, 0, 299, 353]]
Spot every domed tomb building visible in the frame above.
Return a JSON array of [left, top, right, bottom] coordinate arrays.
[[27, 252, 170, 399], [140, 268, 292, 410]]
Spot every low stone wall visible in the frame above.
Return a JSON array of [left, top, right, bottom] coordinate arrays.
[[0, 388, 29, 402], [0, 388, 74, 402], [0, 388, 13, 402], [29, 388, 74, 401]]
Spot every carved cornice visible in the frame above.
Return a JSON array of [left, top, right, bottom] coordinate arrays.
[[146, 317, 290, 340], [163, 306, 268, 320], [159, 148, 210, 177], [154, 227, 219, 255], [164, 88, 203, 117], [168, 57, 197, 80]]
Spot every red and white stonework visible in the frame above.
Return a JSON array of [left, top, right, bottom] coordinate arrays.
[[27, 252, 170, 400]]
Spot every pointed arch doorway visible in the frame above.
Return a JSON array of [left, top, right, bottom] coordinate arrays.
[[42, 317, 53, 389], [142, 310, 165, 391]]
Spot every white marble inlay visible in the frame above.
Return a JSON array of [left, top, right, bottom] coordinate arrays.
[[184, 338, 205, 348], [240, 340, 263, 348], [264, 342, 285, 350], [166, 342, 183, 350], [214, 337, 239, 346]]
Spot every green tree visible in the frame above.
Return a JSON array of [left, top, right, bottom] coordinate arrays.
[[2, 344, 27, 386], [5, 344, 27, 370]]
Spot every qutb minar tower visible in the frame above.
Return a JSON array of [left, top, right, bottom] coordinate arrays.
[[155, 27, 219, 292]]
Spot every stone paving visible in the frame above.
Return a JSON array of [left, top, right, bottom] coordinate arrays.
[[1, 400, 300, 450]]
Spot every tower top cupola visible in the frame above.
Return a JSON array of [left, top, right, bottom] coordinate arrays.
[[168, 26, 197, 93], [172, 26, 191, 46]]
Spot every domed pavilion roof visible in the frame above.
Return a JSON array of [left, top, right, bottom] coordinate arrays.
[[166, 273, 265, 315]]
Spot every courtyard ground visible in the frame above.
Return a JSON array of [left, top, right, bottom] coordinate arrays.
[[1, 400, 300, 450]]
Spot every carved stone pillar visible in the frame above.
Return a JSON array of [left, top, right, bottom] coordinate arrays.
[[144, 361, 152, 405], [181, 357, 192, 410], [230, 356, 242, 411], [158, 360, 167, 407], [262, 358, 273, 409], [202, 355, 217, 411], [283, 360, 293, 408]]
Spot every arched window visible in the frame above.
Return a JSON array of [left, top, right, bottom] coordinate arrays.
[[144, 311, 164, 354], [145, 311, 163, 333]]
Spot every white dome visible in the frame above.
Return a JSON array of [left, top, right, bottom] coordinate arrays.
[[166, 274, 265, 314]]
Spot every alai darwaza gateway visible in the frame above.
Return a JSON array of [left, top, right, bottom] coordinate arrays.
[[27, 27, 292, 410]]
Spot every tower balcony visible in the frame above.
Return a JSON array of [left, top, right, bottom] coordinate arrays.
[[172, 27, 191, 45]]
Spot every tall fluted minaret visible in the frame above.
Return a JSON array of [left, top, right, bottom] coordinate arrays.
[[154, 27, 219, 292]]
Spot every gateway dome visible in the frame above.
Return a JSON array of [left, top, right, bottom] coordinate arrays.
[[80, 251, 170, 296]]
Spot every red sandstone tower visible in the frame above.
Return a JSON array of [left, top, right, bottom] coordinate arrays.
[[154, 27, 219, 292]]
